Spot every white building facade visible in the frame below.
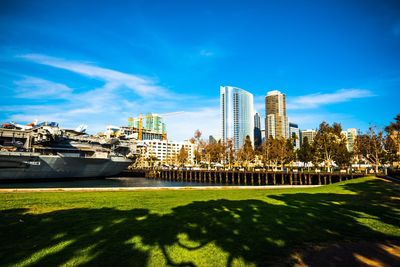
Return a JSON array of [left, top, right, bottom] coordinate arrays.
[[220, 86, 255, 151], [139, 140, 195, 163], [300, 129, 317, 144]]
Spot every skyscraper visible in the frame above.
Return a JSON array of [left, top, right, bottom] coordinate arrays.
[[220, 86, 254, 151], [254, 112, 262, 148], [265, 90, 288, 139], [342, 128, 357, 152], [289, 122, 300, 150]]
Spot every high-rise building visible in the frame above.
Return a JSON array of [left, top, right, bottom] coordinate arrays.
[[220, 86, 254, 151], [342, 128, 357, 152], [128, 113, 166, 135], [254, 112, 262, 148], [265, 90, 288, 139], [289, 122, 300, 150], [301, 129, 317, 144]]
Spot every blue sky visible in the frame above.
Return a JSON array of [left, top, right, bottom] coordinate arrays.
[[1, 0, 399, 140]]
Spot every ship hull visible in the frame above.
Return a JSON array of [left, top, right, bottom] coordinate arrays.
[[0, 152, 132, 180]]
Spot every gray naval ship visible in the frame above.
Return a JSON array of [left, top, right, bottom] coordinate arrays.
[[0, 122, 136, 180]]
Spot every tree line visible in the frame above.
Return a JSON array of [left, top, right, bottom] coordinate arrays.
[[182, 113, 400, 173]]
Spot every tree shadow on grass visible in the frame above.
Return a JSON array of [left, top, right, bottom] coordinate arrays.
[[0, 179, 399, 266]]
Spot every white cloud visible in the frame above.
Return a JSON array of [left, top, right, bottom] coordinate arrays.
[[18, 53, 170, 98], [7, 54, 220, 140], [287, 89, 375, 110], [14, 77, 73, 99]]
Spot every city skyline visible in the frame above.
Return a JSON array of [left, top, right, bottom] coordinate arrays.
[[1, 0, 400, 141]]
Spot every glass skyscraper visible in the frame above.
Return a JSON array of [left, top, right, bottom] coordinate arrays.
[[220, 86, 254, 151], [254, 112, 262, 148]]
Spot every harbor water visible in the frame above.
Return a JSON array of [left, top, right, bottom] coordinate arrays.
[[0, 176, 224, 188]]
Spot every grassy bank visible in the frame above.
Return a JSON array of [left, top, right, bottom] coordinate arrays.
[[1, 177, 399, 266]]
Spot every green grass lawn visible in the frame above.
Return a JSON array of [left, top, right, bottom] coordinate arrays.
[[1, 177, 399, 266]]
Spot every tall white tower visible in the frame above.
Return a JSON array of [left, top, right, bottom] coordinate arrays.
[[220, 86, 254, 150]]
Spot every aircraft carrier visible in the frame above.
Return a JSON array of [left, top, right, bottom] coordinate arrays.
[[0, 122, 136, 180]]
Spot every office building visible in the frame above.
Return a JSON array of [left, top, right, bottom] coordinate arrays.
[[289, 122, 300, 150], [301, 129, 317, 144], [139, 140, 195, 163], [342, 128, 357, 152], [220, 86, 254, 151], [265, 90, 288, 139], [254, 112, 262, 148], [128, 113, 166, 135]]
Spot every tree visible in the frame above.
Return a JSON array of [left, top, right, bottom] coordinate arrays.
[[385, 113, 400, 133], [263, 137, 294, 171], [261, 137, 274, 169], [384, 113, 400, 166], [274, 137, 294, 170], [297, 136, 313, 169], [146, 154, 159, 169], [291, 132, 299, 151], [193, 129, 202, 165], [354, 127, 385, 173], [285, 138, 296, 164], [216, 140, 225, 163], [194, 129, 202, 142], [383, 136, 399, 166], [204, 141, 225, 167], [237, 135, 255, 168], [225, 138, 235, 168], [312, 122, 345, 172], [334, 142, 353, 169], [194, 140, 206, 165], [177, 146, 188, 166]]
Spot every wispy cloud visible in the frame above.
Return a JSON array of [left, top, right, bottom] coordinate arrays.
[[14, 77, 73, 99], [18, 53, 170, 98], [287, 89, 375, 110], [6, 54, 218, 140]]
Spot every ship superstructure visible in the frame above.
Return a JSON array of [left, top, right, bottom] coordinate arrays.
[[0, 122, 136, 180]]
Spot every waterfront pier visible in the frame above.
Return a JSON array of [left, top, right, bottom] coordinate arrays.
[[128, 169, 365, 186]]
